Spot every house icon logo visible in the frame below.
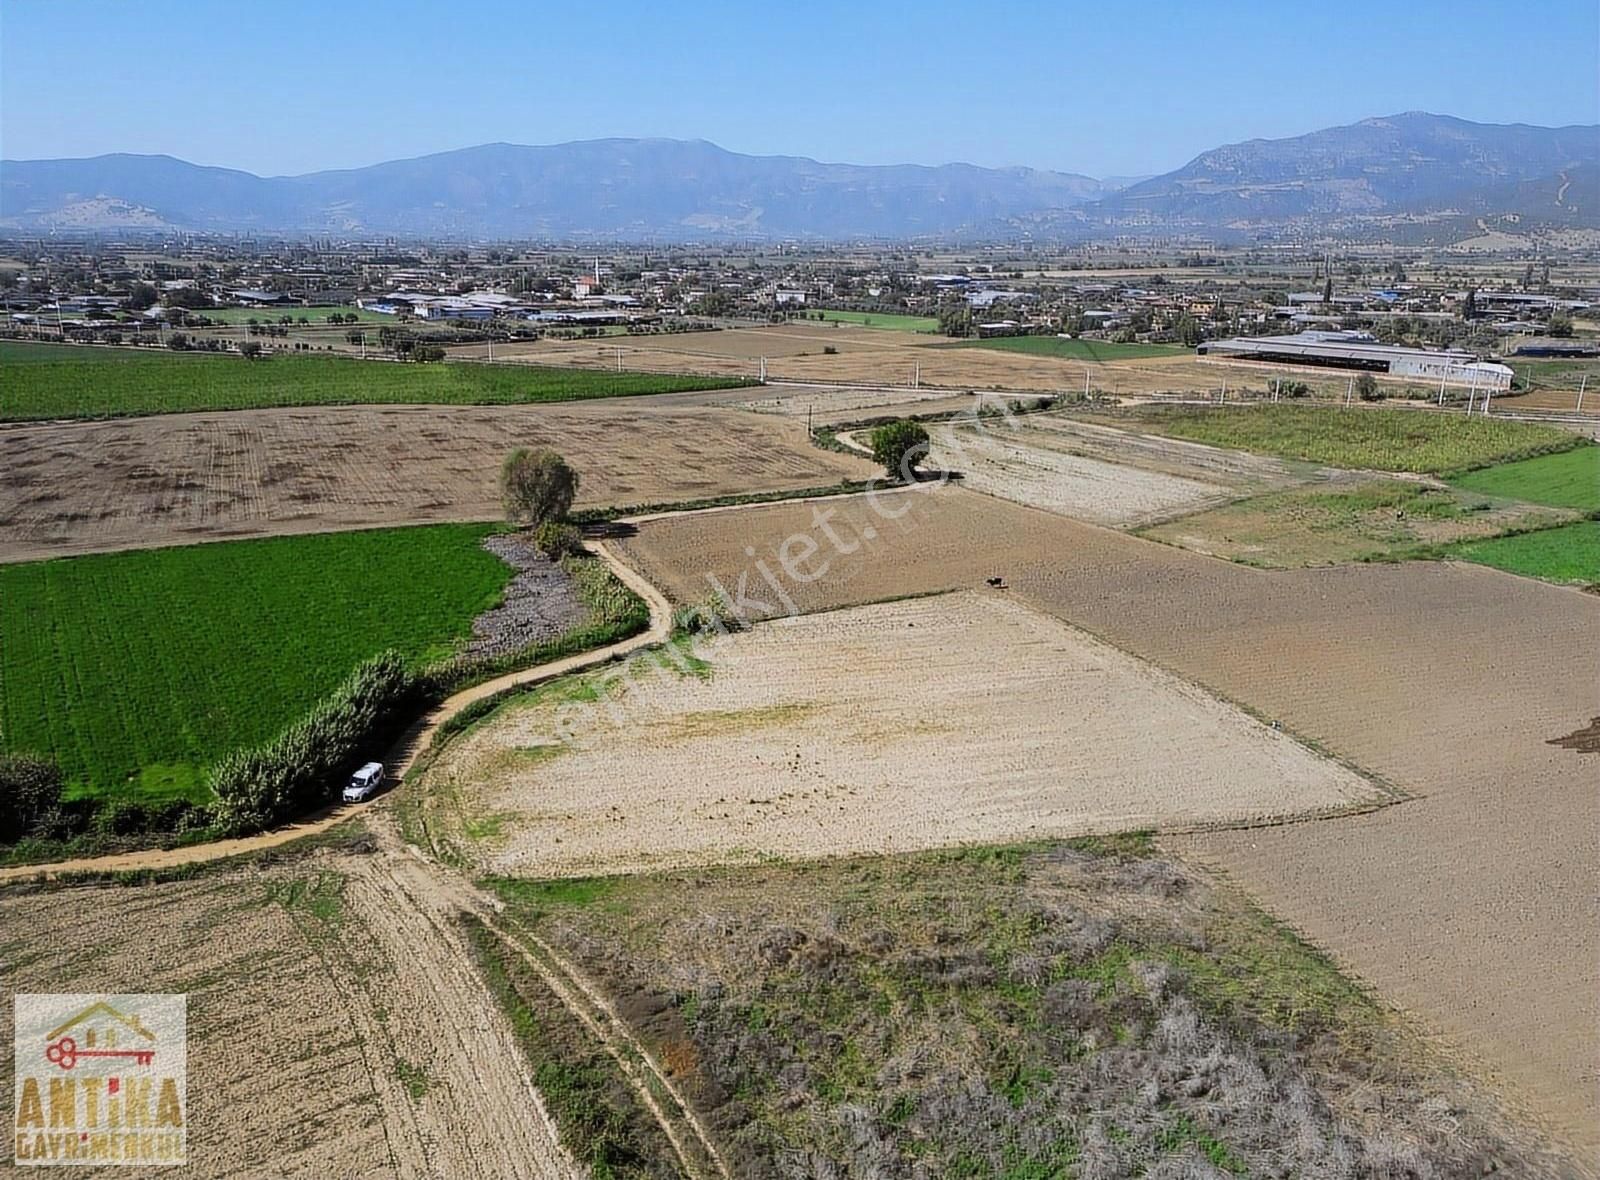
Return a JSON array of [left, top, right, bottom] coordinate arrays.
[[13, 993, 187, 1168], [43, 1001, 158, 1072]]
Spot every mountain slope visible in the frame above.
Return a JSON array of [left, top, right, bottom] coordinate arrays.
[[0, 139, 1109, 238], [1085, 112, 1600, 231], [3, 116, 1595, 241]]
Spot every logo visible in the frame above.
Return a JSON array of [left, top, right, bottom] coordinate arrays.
[[13, 994, 186, 1167]]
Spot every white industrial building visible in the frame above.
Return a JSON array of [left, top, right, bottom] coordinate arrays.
[[1198, 331, 1513, 391]]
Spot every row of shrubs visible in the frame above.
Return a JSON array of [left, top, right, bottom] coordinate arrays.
[[3, 544, 652, 858], [210, 651, 430, 835], [0, 652, 430, 856], [0, 763, 208, 863]]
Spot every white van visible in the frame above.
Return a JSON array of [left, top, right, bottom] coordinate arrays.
[[342, 762, 385, 803]]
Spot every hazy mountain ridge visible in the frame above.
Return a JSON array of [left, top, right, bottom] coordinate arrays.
[[0, 139, 1110, 239], [1083, 112, 1599, 234], [2, 115, 1595, 240]]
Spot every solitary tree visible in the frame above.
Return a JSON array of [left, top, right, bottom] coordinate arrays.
[[1548, 311, 1574, 338], [870, 420, 930, 482], [1355, 372, 1380, 401], [501, 448, 579, 526]]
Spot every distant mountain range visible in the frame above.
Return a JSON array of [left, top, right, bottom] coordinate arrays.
[[2, 114, 1595, 243]]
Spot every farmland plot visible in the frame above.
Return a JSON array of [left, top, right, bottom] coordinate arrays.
[[0, 341, 751, 420], [0, 524, 517, 803], [0, 402, 871, 564], [615, 485, 1600, 1155], [927, 413, 1315, 527], [418, 593, 1381, 878], [0, 843, 577, 1178]]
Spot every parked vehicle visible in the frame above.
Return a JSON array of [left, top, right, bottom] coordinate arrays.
[[342, 762, 385, 803]]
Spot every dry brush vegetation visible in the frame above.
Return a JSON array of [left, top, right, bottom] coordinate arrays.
[[481, 838, 1565, 1178]]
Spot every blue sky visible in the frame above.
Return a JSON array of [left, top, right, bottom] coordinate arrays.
[[2, 1, 1595, 178]]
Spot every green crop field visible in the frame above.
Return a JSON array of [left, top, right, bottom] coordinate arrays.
[[812, 310, 940, 332], [1, 341, 155, 364], [1134, 404, 1584, 475], [195, 306, 398, 325], [1447, 445, 1600, 511], [960, 336, 1188, 361], [1449, 521, 1600, 587], [0, 340, 752, 420], [0, 524, 514, 804]]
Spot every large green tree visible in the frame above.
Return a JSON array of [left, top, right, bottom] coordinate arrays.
[[501, 448, 579, 526]]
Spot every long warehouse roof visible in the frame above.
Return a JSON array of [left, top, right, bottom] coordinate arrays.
[[1199, 332, 1478, 364]]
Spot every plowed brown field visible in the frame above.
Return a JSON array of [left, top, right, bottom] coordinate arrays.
[[0, 401, 870, 563], [0, 849, 578, 1178], [615, 484, 1600, 1158]]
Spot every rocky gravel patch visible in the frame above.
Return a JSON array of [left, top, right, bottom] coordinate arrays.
[[464, 533, 589, 660]]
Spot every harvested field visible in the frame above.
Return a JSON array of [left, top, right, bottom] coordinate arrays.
[[0, 837, 577, 1178], [459, 331, 1481, 402], [615, 486, 1600, 1157], [954, 335, 1188, 361], [928, 413, 1318, 527], [418, 593, 1381, 877], [0, 401, 870, 563], [1142, 479, 1578, 567]]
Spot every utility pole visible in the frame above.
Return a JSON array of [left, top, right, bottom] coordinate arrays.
[[1344, 374, 1354, 407], [1577, 374, 1587, 413], [487, 334, 494, 363], [1438, 373, 1447, 406]]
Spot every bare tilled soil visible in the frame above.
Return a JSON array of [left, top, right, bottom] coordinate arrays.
[[615, 485, 1600, 1159], [419, 593, 1380, 878], [0, 402, 869, 563], [927, 413, 1323, 528], [0, 841, 578, 1179]]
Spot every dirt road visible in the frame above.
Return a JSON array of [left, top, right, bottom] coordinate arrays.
[[0, 842, 581, 1179], [0, 539, 671, 885]]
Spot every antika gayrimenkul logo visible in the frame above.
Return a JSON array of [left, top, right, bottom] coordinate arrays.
[[13, 994, 187, 1167]]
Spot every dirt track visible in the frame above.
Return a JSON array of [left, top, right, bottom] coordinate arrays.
[[615, 485, 1600, 1157], [0, 538, 672, 885], [421, 592, 1381, 878], [0, 847, 579, 1179], [0, 400, 869, 564]]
